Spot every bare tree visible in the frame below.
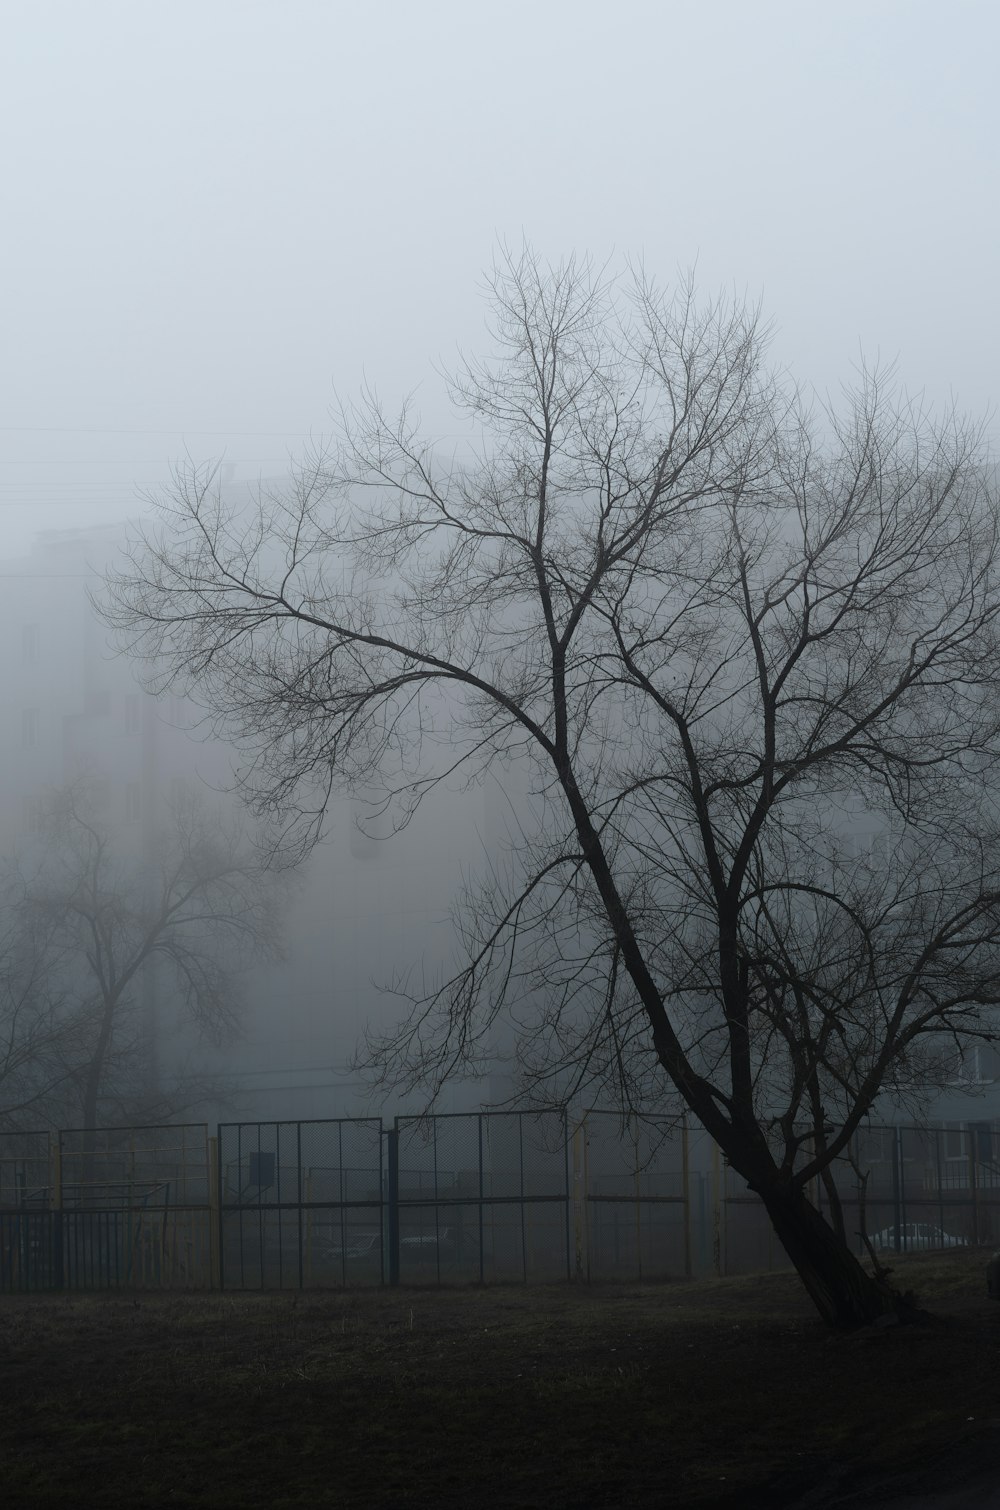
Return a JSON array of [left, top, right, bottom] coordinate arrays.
[[13, 786, 281, 1134], [101, 247, 1000, 1327], [0, 904, 85, 1130]]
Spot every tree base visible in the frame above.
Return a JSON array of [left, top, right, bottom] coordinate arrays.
[[758, 1185, 928, 1330]]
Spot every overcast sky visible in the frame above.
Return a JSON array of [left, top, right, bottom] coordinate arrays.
[[2, 0, 998, 556]]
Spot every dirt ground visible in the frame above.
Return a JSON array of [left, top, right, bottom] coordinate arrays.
[[2, 1251, 999, 1509]]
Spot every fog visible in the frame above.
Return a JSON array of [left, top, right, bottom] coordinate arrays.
[[2, 1, 998, 1125]]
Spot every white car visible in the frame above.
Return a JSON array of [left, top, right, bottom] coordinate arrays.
[[322, 1230, 381, 1262], [399, 1227, 455, 1260], [869, 1222, 967, 1252]]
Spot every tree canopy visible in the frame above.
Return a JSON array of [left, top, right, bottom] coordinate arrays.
[[102, 248, 1000, 1325]]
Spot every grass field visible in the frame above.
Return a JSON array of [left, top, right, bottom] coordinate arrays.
[[2, 1251, 999, 1508]]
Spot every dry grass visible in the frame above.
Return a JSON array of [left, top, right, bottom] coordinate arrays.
[[2, 1250, 998, 1508]]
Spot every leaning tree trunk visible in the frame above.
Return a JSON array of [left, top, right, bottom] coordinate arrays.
[[755, 1181, 916, 1330]]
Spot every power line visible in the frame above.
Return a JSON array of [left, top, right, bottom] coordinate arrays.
[[0, 423, 478, 440], [226, 1066, 349, 1078], [0, 424, 315, 438]]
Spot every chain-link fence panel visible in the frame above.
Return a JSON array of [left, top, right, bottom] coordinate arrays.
[[712, 1122, 1000, 1276], [394, 1111, 571, 1284], [0, 1131, 57, 1292], [573, 1113, 690, 1280], [217, 1119, 383, 1289], [853, 1125, 1000, 1254]]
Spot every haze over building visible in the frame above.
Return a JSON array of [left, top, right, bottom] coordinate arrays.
[[0, 517, 515, 1124]]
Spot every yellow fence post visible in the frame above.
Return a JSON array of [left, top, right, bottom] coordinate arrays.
[[634, 1129, 642, 1281], [572, 1118, 589, 1280], [51, 1132, 64, 1289], [711, 1139, 722, 1276], [969, 1131, 980, 1245], [681, 1116, 692, 1278], [50, 1132, 61, 1212], [208, 1135, 220, 1290], [304, 1170, 313, 1287]]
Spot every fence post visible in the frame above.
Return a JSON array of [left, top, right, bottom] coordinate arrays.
[[51, 1132, 64, 1290], [572, 1117, 589, 1280], [969, 1129, 979, 1245], [207, 1135, 220, 1290], [296, 1123, 304, 1291], [633, 1128, 642, 1282], [711, 1139, 722, 1276], [681, 1116, 692, 1278], [386, 1125, 400, 1287], [891, 1126, 902, 1252], [216, 1130, 228, 1291], [479, 1114, 486, 1285], [562, 1108, 572, 1282]]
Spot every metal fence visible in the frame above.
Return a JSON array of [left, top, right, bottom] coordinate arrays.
[[391, 1111, 572, 1284], [0, 1129, 57, 1292], [719, 1123, 1000, 1275], [2, 1115, 998, 1292], [573, 1112, 690, 1279], [0, 1123, 212, 1292], [216, 1118, 384, 1289]]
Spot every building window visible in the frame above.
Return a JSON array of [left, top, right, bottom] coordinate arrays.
[[970, 1122, 994, 1165], [980, 1044, 1000, 1082], [944, 1124, 966, 1161], [951, 1044, 998, 1085], [124, 694, 141, 735], [21, 625, 39, 666], [21, 708, 39, 749], [967, 1045, 998, 1084], [125, 783, 141, 824], [857, 1129, 892, 1165]]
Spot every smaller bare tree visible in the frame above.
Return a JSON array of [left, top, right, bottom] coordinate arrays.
[[0, 906, 85, 1130], [12, 786, 281, 1134]]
